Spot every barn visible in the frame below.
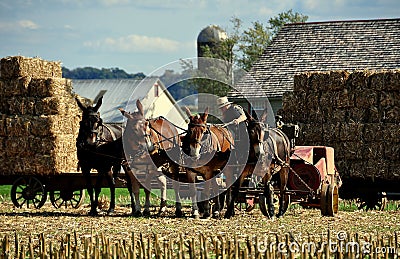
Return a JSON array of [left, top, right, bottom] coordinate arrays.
[[72, 77, 187, 130], [231, 18, 400, 118]]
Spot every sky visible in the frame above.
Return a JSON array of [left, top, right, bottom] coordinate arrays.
[[0, 0, 399, 76]]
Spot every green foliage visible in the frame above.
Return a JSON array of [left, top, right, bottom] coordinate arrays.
[[62, 67, 146, 79]]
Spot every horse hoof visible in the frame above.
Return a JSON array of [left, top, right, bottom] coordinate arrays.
[[201, 212, 211, 219], [158, 207, 167, 217], [224, 210, 234, 219], [175, 210, 184, 218], [89, 210, 99, 216], [132, 210, 142, 217], [192, 210, 200, 219], [143, 210, 151, 217], [212, 211, 221, 219]]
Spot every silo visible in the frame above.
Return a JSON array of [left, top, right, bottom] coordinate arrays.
[[197, 25, 230, 119]]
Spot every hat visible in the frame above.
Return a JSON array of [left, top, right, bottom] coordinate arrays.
[[217, 96, 232, 109]]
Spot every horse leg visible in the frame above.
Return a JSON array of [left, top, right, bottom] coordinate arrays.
[[105, 169, 116, 215], [265, 180, 275, 219], [83, 168, 96, 215], [187, 171, 199, 218], [201, 180, 211, 219], [276, 167, 289, 218], [172, 180, 183, 218], [122, 164, 137, 215], [211, 177, 222, 219], [224, 173, 245, 219], [142, 172, 153, 217], [94, 172, 104, 215], [156, 173, 167, 216]]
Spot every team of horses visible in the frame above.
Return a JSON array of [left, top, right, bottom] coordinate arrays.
[[76, 97, 291, 219]]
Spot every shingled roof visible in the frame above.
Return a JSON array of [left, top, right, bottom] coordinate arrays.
[[232, 18, 400, 98]]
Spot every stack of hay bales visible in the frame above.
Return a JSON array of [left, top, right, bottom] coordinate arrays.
[[0, 56, 80, 175], [282, 70, 400, 181]]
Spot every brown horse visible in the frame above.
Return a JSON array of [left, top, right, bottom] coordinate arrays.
[[224, 108, 291, 219], [182, 107, 234, 218], [120, 100, 184, 217]]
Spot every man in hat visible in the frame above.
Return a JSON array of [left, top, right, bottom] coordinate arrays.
[[217, 96, 247, 128], [217, 96, 249, 162]]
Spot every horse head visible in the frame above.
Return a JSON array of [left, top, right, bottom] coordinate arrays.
[[247, 108, 268, 158], [183, 106, 209, 158], [76, 96, 104, 146], [120, 100, 155, 154]]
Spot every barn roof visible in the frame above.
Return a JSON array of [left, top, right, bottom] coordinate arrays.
[[72, 77, 164, 124], [232, 18, 400, 99]]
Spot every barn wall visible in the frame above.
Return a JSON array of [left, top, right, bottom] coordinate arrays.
[[282, 70, 400, 182]]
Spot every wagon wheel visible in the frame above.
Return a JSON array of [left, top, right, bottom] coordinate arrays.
[[356, 192, 387, 211], [50, 189, 86, 209], [320, 184, 339, 216], [259, 192, 290, 217], [11, 177, 47, 209]]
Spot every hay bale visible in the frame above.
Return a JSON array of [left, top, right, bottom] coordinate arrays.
[[347, 70, 374, 91], [7, 97, 36, 115], [309, 72, 331, 91], [383, 142, 400, 161], [29, 78, 73, 97], [365, 106, 381, 123], [381, 123, 400, 143], [382, 106, 399, 123], [0, 77, 31, 97], [335, 89, 353, 108], [327, 70, 349, 91], [363, 123, 382, 142], [339, 123, 363, 141], [363, 142, 384, 159], [0, 56, 62, 79], [379, 91, 400, 107], [353, 89, 378, 108], [383, 70, 400, 91], [293, 72, 311, 92], [322, 123, 341, 143], [370, 70, 400, 91]]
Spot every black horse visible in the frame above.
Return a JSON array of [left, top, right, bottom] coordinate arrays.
[[76, 96, 134, 215]]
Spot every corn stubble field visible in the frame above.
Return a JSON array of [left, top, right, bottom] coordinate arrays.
[[0, 200, 400, 258]]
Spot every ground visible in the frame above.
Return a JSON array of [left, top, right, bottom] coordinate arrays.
[[0, 201, 399, 247]]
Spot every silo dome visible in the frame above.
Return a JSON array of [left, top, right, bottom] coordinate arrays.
[[197, 25, 227, 43]]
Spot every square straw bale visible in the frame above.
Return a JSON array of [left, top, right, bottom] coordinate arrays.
[[29, 78, 73, 97], [293, 72, 311, 92], [0, 77, 31, 97], [0, 56, 62, 79]]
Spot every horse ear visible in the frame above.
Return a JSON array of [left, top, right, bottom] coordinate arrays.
[[118, 108, 126, 116], [260, 108, 268, 123], [94, 96, 103, 112], [202, 107, 209, 122], [184, 106, 192, 118], [75, 97, 86, 111], [119, 108, 134, 120], [136, 99, 144, 116]]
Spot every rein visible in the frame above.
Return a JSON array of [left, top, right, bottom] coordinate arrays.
[[146, 117, 184, 148]]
